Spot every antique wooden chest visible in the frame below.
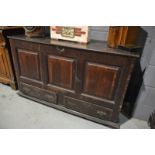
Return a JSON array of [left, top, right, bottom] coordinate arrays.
[[9, 35, 140, 128]]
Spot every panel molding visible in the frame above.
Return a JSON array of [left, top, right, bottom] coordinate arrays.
[[18, 49, 41, 81], [83, 62, 120, 100], [48, 55, 75, 90]]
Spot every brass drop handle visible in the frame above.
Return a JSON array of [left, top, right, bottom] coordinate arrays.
[[97, 111, 107, 116], [56, 46, 65, 54]]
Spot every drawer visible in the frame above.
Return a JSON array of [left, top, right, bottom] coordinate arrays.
[[20, 83, 57, 104], [62, 96, 113, 121]]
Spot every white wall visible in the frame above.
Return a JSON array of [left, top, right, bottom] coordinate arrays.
[[90, 26, 109, 41]]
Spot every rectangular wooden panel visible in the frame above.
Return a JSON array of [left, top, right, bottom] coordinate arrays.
[[48, 55, 75, 89], [84, 62, 120, 100], [18, 49, 41, 81], [63, 96, 113, 120], [0, 48, 9, 77], [0, 50, 7, 76], [20, 83, 57, 104]]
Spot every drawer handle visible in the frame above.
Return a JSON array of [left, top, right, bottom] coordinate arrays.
[[56, 46, 65, 54], [22, 87, 31, 93], [97, 111, 107, 116], [44, 94, 54, 100]]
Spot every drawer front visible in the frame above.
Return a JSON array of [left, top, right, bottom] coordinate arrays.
[[20, 83, 57, 104], [62, 96, 113, 121]]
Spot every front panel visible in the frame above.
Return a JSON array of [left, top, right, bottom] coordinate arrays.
[[83, 62, 120, 100], [48, 55, 75, 90], [18, 49, 41, 81], [63, 96, 113, 120]]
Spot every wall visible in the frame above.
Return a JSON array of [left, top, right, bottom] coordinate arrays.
[[133, 26, 155, 121], [90, 26, 109, 41]]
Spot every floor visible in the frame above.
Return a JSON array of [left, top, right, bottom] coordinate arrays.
[[0, 84, 149, 129]]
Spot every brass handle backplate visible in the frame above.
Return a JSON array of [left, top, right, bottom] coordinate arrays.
[[56, 46, 65, 54], [97, 111, 107, 116]]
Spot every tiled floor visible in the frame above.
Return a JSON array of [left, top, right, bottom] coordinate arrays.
[[0, 84, 150, 129]]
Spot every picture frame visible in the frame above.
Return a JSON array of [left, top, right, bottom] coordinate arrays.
[[50, 26, 89, 44]]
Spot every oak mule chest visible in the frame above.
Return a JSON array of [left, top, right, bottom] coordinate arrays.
[[9, 35, 139, 128]]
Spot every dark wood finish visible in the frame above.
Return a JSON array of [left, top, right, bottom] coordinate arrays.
[[9, 35, 140, 128], [18, 49, 41, 80], [18, 91, 119, 128], [20, 83, 57, 104], [48, 55, 74, 89], [0, 27, 24, 89], [84, 62, 120, 100], [120, 26, 140, 46], [63, 96, 113, 121]]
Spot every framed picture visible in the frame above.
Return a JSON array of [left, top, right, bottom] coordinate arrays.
[[50, 26, 89, 44]]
